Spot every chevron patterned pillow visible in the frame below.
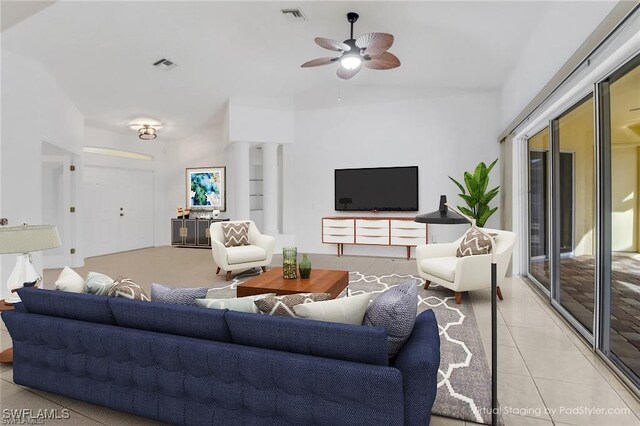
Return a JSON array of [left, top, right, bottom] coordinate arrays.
[[254, 293, 332, 317], [222, 222, 250, 247], [456, 228, 494, 257]]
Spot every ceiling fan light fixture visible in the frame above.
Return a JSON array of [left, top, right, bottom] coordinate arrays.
[[138, 125, 157, 140], [301, 12, 399, 79], [340, 55, 362, 70]]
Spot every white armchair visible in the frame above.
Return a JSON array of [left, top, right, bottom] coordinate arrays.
[[416, 228, 516, 304], [210, 220, 275, 281]]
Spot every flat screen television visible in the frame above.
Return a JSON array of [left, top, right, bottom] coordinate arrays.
[[334, 166, 418, 211]]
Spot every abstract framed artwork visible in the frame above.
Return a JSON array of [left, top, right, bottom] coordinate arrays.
[[186, 166, 226, 211]]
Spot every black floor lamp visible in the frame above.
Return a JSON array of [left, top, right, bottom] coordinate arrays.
[[415, 195, 498, 426]]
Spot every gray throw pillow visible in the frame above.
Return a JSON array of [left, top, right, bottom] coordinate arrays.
[[151, 283, 208, 305], [86, 272, 114, 296], [363, 280, 418, 357], [221, 222, 250, 247], [196, 293, 276, 313]]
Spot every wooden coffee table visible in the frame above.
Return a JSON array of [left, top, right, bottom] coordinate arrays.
[[237, 267, 349, 299]]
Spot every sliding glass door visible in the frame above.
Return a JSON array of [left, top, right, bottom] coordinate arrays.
[[528, 128, 551, 291], [598, 54, 640, 383], [552, 96, 596, 335], [525, 53, 640, 388]]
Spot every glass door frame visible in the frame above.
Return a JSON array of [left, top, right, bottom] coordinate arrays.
[[595, 53, 640, 389], [525, 126, 553, 296], [548, 93, 596, 345]]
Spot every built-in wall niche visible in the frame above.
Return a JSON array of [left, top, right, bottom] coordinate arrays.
[[249, 146, 264, 229], [250, 165, 263, 211]]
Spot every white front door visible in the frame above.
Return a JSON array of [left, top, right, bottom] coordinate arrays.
[[82, 166, 154, 257], [117, 168, 154, 252]]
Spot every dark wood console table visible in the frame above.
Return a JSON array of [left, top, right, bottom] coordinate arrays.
[[171, 218, 229, 248]]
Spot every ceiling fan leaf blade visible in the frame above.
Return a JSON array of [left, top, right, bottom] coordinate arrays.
[[364, 52, 401, 70], [336, 65, 361, 80], [301, 57, 339, 68], [315, 37, 350, 52], [356, 32, 394, 54], [364, 46, 392, 56]]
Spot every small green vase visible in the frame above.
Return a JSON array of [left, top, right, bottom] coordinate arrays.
[[299, 254, 312, 279]]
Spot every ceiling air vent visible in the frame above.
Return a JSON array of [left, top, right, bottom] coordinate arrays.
[[281, 8, 307, 21], [153, 58, 177, 71]]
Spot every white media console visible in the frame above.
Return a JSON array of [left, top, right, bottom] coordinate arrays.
[[321, 216, 428, 260]]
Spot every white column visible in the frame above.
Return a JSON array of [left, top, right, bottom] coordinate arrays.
[[232, 142, 251, 220], [262, 143, 279, 235]]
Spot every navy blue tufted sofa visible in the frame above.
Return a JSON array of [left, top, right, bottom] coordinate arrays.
[[3, 288, 440, 425]]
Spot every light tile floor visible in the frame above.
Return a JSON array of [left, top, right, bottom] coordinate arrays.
[[0, 248, 638, 425]]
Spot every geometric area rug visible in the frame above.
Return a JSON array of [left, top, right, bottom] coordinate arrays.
[[209, 270, 495, 425], [348, 272, 495, 425]]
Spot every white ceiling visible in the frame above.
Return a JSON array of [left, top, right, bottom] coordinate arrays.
[[1, 1, 601, 140], [1, 1, 54, 32]]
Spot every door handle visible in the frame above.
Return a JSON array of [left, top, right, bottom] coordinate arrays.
[[120, 213, 124, 217]]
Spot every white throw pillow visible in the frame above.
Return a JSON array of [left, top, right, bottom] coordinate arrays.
[[293, 292, 372, 325], [85, 272, 115, 296], [196, 293, 276, 314], [55, 266, 86, 293]]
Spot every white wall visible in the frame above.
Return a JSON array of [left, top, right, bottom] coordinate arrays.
[[499, 1, 617, 131], [227, 97, 294, 145], [82, 125, 170, 248], [1, 50, 84, 295], [165, 124, 227, 221], [291, 91, 502, 257], [83, 123, 228, 251]]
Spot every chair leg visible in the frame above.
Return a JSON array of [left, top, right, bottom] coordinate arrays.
[[261, 266, 267, 272], [225, 271, 232, 281], [454, 292, 462, 305], [216, 267, 220, 275], [496, 286, 504, 301], [424, 280, 431, 290]]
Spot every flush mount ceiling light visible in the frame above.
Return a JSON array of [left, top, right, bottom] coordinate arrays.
[[138, 125, 157, 140], [301, 12, 400, 80], [128, 119, 162, 141]]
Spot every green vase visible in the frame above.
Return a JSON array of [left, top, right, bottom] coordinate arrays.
[[282, 247, 298, 279], [299, 254, 312, 279]]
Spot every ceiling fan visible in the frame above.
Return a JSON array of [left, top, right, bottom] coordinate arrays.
[[301, 12, 400, 80]]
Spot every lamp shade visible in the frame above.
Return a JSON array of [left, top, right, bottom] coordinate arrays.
[[414, 195, 470, 225], [0, 224, 61, 254]]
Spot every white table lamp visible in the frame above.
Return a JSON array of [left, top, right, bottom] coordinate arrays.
[[0, 224, 61, 303]]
